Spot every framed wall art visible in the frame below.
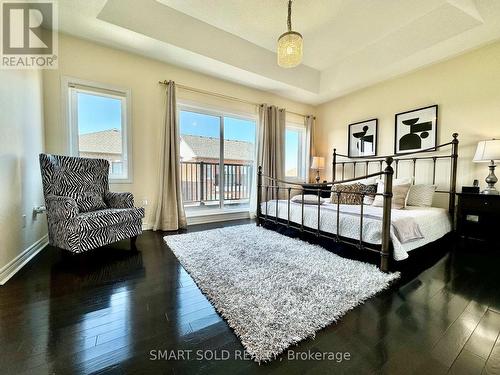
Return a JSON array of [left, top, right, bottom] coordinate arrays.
[[395, 105, 438, 154], [348, 118, 378, 158]]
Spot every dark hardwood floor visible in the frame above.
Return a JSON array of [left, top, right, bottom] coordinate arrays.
[[1, 220, 499, 374]]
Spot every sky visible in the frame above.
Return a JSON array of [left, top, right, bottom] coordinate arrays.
[[285, 130, 299, 175], [77, 93, 122, 134], [77, 98, 256, 144], [179, 111, 256, 143]]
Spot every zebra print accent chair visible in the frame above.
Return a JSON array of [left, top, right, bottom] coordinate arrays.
[[39, 154, 145, 253]]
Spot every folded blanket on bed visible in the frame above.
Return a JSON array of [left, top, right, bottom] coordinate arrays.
[[390, 216, 424, 243]]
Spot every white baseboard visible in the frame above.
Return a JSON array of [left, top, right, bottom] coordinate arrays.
[[142, 212, 251, 230], [0, 234, 48, 285]]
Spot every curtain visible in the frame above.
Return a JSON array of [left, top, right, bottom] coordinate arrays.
[[250, 104, 286, 213], [153, 81, 187, 231], [304, 115, 316, 182], [257, 105, 286, 180]]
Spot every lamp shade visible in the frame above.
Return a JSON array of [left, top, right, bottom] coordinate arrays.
[[473, 139, 500, 162], [311, 156, 325, 170]]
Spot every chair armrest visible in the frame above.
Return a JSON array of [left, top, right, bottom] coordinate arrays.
[[105, 192, 134, 209], [45, 195, 79, 221]]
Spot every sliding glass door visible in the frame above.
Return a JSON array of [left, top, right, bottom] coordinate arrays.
[[179, 106, 256, 214], [179, 110, 220, 212], [223, 116, 256, 210]]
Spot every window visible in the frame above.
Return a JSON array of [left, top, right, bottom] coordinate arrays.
[[285, 123, 307, 180], [178, 104, 256, 214], [66, 78, 132, 182], [111, 161, 123, 175]]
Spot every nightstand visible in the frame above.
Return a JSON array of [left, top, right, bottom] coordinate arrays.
[[456, 193, 500, 241], [303, 183, 331, 198]]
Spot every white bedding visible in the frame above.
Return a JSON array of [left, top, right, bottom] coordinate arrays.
[[260, 200, 452, 261]]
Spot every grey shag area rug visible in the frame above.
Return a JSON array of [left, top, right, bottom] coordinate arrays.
[[164, 224, 399, 362]]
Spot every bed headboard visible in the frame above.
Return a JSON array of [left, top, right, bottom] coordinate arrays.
[[332, 133, 459, 215]]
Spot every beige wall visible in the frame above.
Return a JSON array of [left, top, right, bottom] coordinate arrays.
[[0, 70, 46, 281], [315, 41, 500, 195], [43, 34, 315, 226]]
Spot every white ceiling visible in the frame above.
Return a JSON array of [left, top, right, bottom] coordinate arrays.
[[156, 0, 345, 70], [57, 0, 500, 105]]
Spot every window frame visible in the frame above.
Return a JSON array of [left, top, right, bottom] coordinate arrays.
[[178, 101, 258, 126], [285, 122, 307, 182], [62, 76, 133, 184], [177, 100, 257, 213]]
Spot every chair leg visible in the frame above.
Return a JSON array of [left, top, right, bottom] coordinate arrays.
[[131, 236, 138, 250]]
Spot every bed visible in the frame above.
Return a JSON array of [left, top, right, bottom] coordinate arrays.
[[261, 200, 452, 261], [256, 133, 459, 272]]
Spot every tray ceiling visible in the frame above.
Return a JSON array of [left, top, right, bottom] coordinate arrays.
[[58, 0, 500, 104]]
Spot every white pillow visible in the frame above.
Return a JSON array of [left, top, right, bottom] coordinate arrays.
[[372, 180, 412, 209], [291, 194, 324, 205], [374, 177, 413, 205], [376, 177, 413, 185], [407, 184, 437, 207]]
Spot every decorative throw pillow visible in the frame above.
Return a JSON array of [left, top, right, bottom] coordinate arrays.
[[362, 183, 378, 205], [75, 192, 107, 213], [393, 177, 413, 185], [291, 194, 324, 205], [374, 177, 413, 186], [330, 183, 365, 205], [343, 177, 378, 186], [372, 181, 411, 209], [371, 177, 413, 205], [407, 184, 437, 207]]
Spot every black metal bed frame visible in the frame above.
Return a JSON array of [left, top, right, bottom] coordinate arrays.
[[256, 133, 459, 272]]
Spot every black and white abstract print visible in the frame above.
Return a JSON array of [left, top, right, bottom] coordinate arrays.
[[395, 105, 438, 154], [348, 119, 377, 157]]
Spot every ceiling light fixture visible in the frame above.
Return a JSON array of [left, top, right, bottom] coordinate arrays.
[[277, 0, 303, 68]]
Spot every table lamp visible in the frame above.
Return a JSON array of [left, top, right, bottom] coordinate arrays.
[[473, 139, 500, 195], [311, 156, 325, 183]]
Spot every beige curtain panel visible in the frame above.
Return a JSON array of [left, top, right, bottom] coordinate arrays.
[[153, 81, 187, 231], [257, 104, 286, 199], [305, 115, 315, 182]]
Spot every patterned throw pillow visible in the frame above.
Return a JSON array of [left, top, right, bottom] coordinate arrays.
[[407, 184, 437, 207], [363, 184, 378, 205], [75, 192, 108, 213], [330, 183, 365, 205], [372, 181, 411, 209]]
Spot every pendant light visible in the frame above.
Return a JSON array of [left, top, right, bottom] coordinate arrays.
[[277, 0, 303, 68]]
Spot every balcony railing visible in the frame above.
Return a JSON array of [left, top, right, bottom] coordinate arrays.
[[180, 161, 253, 204]]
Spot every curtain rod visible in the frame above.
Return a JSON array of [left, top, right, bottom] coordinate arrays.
[[158, 80, 314, 119]]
